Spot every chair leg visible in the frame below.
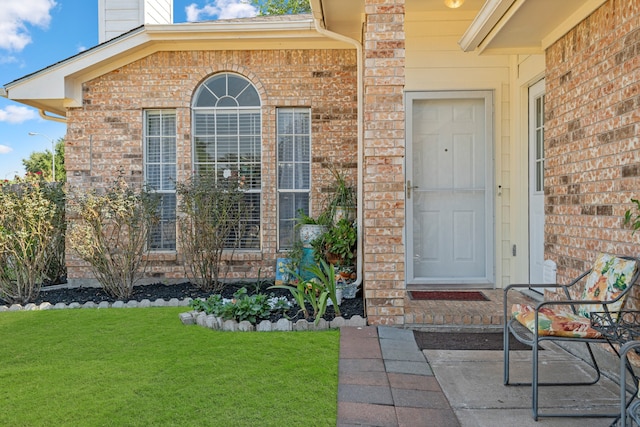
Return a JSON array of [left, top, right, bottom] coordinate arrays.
[[504, 320, 511, 385], [532, 339, 539, 421]]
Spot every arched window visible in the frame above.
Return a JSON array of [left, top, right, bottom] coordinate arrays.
[[192, 73, 261, 249]]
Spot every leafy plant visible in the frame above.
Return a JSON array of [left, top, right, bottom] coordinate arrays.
[[189, 287, 291, 324], [303, 259, 341, 318], [177, 173, 249, 292], [624, 198, 640, 235], [320, 218, 357, 266], [327, 167, 356, 218], [68, 176, 158, 299], [269, 280, 310, 320], [295, 208, 331, 227], [0, 175, 64, 303]]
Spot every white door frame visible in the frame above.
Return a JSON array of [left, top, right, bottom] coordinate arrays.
[[405, 90, 495, 286]]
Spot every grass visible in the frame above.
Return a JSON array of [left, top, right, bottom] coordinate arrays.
[[0, 307, 339, 426]]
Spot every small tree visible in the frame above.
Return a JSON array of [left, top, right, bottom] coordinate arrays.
[[177, 173, 249, 292], [0, 175, 62, 304], [251, 0, 310, 15], [23, 138, 66, 182], [68, 177, 158, 299]]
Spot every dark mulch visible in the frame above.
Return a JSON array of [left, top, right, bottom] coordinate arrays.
[[414, 330, 533, 351], [20, 280, 365, 323]]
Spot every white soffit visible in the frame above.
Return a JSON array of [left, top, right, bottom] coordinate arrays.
[[460, 0, 607, 54], [312, 0, 364, 42]]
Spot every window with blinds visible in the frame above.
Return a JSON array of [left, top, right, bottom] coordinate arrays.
[[144, 110, 177, 251], [192, 73, 262, 250], [277, 108, 311, 249]]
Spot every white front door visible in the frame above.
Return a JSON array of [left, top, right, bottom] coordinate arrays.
[[406, 91, 494, 286], [528, 80, 546, 287]]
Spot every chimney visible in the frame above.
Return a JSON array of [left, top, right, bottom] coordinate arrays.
[[98, 0, 174, 43]]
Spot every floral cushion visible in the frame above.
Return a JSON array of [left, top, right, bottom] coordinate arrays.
[[511, 304, 602, 339], [577, 253, 638, 318], [511, 253, 638, 339]]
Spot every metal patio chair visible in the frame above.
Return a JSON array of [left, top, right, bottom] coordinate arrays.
[[503, 253, 640, 421]]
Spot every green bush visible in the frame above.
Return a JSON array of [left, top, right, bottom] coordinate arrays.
[[68, 177, 158, 299], [190, 287, 291, 324], [0, 174, 64, 303]]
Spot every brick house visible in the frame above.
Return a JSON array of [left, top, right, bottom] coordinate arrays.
[[2, 0, 639, 325]]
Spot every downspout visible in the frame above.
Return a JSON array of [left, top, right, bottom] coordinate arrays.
[[310, 5, 364, 295]]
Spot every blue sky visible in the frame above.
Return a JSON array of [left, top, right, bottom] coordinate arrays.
[[0, 0, 259, 179]]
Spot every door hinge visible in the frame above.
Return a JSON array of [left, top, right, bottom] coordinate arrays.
[[512, 244, 517, 256]]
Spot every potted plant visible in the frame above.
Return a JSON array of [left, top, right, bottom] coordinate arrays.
[[314, 218, 357, 267], [327, 168, 356, 223], [295, 209, 331, 248]]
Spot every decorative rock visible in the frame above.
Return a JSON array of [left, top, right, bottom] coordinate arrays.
[[53, 303, 67, 310], [39, 302, 53, 310], [205, 315, 217, 329], [167, 298, 180, 307], [152, 298, 166, 307], [82, 302, 97, 309], [257, 320, 272, 331], [275, 318, 292, 331], [347, 315, 367, 327], [295, 319, 309, 331], [139, 299, 151, 308], [196, 313, 207, 327], [223, 320, 238, 331], [238, 321, 255, 332], [314, 318, 328, 330], [215, 317, 224, 329], [9, 304, 23, 311], [68, 302, 81, 309], [98, 301, 110, 309], [112, 301, 125, 308], [330, 317, 346, 329], [180, 298, 192, 306], [179, 312, 195, 325], [24, 303, 37, 311], [0, 305, 7, 312], [126, 300, 138, 308]]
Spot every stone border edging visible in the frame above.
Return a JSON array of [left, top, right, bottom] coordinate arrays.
[[180, 310, 367, 331], [0, 298, 193, 312]]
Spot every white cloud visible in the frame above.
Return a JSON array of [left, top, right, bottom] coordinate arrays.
[[0, 145, 12, 154], [186, 0, 257, 22], [0, 105, 37, 124], [0, 0, 57, 51]]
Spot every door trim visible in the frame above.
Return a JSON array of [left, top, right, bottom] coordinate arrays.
[[405, 90, 495, 287]]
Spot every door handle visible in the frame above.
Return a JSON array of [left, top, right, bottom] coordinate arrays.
[[407, 180, 419, 199]]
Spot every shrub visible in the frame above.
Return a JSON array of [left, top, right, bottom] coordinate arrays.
[[0, 175, 63, 304], [190, 287, 291, 324], [68, 177, 158, 299], [177, 173, 249, 292]]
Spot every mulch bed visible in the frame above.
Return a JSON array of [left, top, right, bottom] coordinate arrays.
[[14, 281, 365, 323]]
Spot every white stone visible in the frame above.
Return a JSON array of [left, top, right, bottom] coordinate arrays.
[[82, 302, 97, 309], [314, 318, 328, 330], [9, 304, 23, 311], [68, 302, 81, 309], [257, 320, 272, 331], [167, 298, 180, 307], [152, 298, 166, 307], [179, 312, 195, 325], [275, 318, 292, 331], [196, 312, 207, 327], [112, 301, 125, 308], [126, 300, 138, 308], [238, 321, 255, 332], [53, 303, 67, 310], [294, 319, 309, 331], [98, 301, 110, 309], [0, 305, 8, 312], [179, 298, 191, 306], [330, 317, 346, 329], [205, 315, 217, 329], [24, 303, 37, 311], [347, 315, 367, 327], [139, 299, 151, 308], [223, 320, 238, 331], [39, 302, 53, 310]]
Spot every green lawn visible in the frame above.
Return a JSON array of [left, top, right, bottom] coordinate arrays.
[[0, 307, 339, 426]]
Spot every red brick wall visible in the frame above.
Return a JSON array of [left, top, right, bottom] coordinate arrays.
[[362, 0, 406, 325], [65, 49, 357, 284], [545, 0, 640, 286]]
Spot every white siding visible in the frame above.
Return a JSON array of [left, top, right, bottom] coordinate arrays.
[[99, 0, 173, 43]]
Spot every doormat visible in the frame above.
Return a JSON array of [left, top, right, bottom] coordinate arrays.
[[409, 291, 489, 301], [414, 331, 535, 351]]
